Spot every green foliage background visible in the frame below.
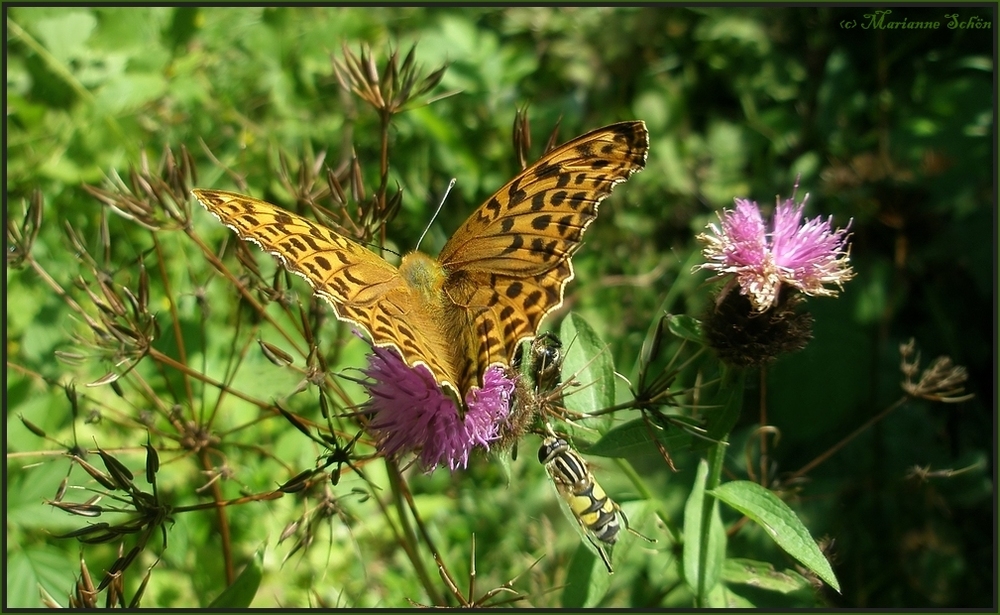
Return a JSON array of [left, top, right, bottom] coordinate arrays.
[[6, 6, 994, 608]]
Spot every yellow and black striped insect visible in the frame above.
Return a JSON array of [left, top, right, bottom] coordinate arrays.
[[523, 333, 653, 572], [538, 435, 626, 573]]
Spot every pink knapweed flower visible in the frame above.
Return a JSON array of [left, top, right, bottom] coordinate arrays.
[[697, 193, 854, 312], [362, 344, 515, 471]]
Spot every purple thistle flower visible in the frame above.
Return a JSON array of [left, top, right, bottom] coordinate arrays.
[[361, 343, 515, 471], [697, 193, 854, 312]]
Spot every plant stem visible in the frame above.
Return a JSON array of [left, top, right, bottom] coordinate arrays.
[[787, 396, 908, 482]]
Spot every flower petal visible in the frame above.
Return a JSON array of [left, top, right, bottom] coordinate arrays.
[[362, 343, 514, 471]]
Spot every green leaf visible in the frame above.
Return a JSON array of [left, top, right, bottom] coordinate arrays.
[[711, 481, 841, 593], [707, 580, 741, 607], [6, 546, 77, 608], [585, 417, 691, 458], [560, 313, 614, 418], [208, 546, 265, 608], [33, 11, 97, 63], [6, 462, 79, 532], [665, 314, 705, 344], [722, 557, 813, 593], [491, 446, 514, 485], [683, 458, 726, 602], [559, 540, 611, 607], [95, 73, 168, 114], [516, 337, 534, 380]]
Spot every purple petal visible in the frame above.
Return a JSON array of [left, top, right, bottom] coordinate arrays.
[[362, 343, 515, 471], [696, 191, 854, 311]]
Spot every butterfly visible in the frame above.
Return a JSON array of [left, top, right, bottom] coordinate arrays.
[[193, 121, 648, 413]]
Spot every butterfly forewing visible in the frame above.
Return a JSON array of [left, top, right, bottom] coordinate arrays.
[[194, 189, 458, 391], [194, 189, 398, 300], [437, 121, 648, 273]]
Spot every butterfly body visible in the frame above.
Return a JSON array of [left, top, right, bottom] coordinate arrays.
[[194, 120, 648, 413], [398, 252, 446, 299]]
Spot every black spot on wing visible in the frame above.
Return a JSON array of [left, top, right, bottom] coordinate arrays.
[[531, 214, 552, 230], [500, 233, 525, 255], [485, 197, 502, 220], [529, 237, 559, 261], [343, 268, 366, 286], [522, 289, 543, 311], [532, 161, 560, 179], [507, 178, 527, 207], [530, 191, 547, 212]]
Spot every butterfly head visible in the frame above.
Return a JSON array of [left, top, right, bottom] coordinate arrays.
[[399, 251, 447, 299]]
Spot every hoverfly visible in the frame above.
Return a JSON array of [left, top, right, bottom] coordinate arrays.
[[528, 334, 653, 573], [539, 434, 626, 573]]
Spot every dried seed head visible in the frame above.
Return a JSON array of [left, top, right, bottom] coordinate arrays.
[[900, 339, 973, 403], [6, 189, 43, 269]]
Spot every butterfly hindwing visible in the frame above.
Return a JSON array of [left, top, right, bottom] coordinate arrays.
[[338, 291, 460, 393]]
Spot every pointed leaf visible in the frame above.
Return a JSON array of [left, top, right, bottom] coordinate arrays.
[[585, 417, 691, 458], [711, 481, 840, 593], [665, 314, 705, 344], [559, 541, 611, 607], [722, 557, 813, 594], [683, 458, 726, 601], [209, 546, 264, 607], [560, 313, 614, 417]]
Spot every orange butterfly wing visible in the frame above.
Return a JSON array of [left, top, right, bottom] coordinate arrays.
[[437, 121, 649, 396], [193, 189, 458, 390]]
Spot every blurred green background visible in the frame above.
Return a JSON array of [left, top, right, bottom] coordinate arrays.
[[6, 6, 994, 608]]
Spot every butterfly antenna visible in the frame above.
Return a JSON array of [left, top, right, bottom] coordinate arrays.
[[415, 178, 456, 252]]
